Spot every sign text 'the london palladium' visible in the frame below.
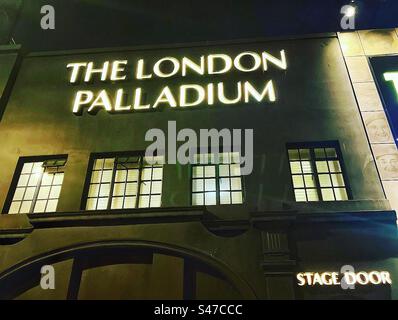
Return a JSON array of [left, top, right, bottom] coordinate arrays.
[[67, 50, 287, 115]]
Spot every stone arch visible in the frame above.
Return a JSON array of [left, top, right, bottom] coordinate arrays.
[[0, 240, 257, 299]]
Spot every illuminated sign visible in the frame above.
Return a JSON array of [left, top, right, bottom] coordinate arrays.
[[296, 271, 392, 286], [66, 50, 288, 115], [369, 55, 398, 147]]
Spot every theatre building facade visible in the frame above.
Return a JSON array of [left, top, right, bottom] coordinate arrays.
[[1, 29, 398, 300]]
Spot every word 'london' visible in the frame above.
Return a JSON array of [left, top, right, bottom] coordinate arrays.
[[67, 50, 287, 115]]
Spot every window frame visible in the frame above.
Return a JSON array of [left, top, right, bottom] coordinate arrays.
[[286, 141, 352, 202], [81, 151, 163, 211], [190, 149, 246, 206], [3, 154, 68, 215]]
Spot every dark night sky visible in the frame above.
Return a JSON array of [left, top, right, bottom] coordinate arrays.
[[9, 0, 398, 52]]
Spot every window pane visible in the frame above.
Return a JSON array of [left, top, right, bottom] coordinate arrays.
[[231, 177, 242, 190], [294, 189, 306, 202], [21, 163, 33, 174], [331, 174, 345, 187], [115, 170, 127, 182], [152, 168, 163, 180], [316, 161, 329, 173], [306, 189, 319, 201], [111, 197, 123, 209], [321, 188, 335, 201], [113, 183, 125, 196], [86, 198, 97, 210], [193, 179, 204, 192], [335, 188, 348, 201], [301, 161, 313, 173], [125, 183, 138, 196], [219, 178, 230, 191], [299, 149, 310, 160], [292, 175, 304, 188], [204, 179, 216, 191], [328, 160, 341, 173], [9, 202, 21, 214], [103, 158, 114, 169], [204, 166, 216, 177], [138, 195, 150, 208], [99, 184, 110, 197], [219, 165, 229, 177], [53, 173, 64, 185], [141, 168, 152, 180], [318, 174, 332, 187], [204, 192, 217, 205], [101, 170, 113, 183], [41, 173, 54, 186], [97, 197, 108, 210], [288, 149, 299, 160], [20, 201, 32, 213], [220, 192, 231, 204], [290, 162, 302, 174], [13, 188, 25, 201], [230, 164, 241, 176], [314, 148, 325, 159], [46, 199, 58, 212], [28, 173, 40, 187], [33, 200, 47, 213], [150, 195, 161, 207], [88, 184, 99, 197], [304, 175, 316, 188], [50, 186, 61, 199], [123, 196, 136, 209], [91, 171, 101, 183], [24, 187, 36, 201], [94, 159, 104, 170], [325, 148, 337, 158], [127, 169, 139, 181], [17, 175, 29, 187], [38, 186, 51, 200], [192, 166, 203, 178], [151, 181, 162, 194], [140, 181, 151, 194], [231, 192, 243, 204], [192, 193, 204, 206]]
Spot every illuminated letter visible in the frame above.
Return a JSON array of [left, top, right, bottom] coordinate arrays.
[[88, 90, 112, 113], [182, 56, 205, 76], [312, 273, 323, 285], [180, 84, 206, 107], [234, 52, 261, 72], [136, 59, 152, 79], [207, 83, 215, 105], [297, 273, 306, 286], [368, 272, 382, 285], [114, 89, 131, 111], [262, 50, 287, 71], [153, 86, 177, 108], [133, 88, 151, 110], [208, 54, 233, 75], [177, 128, 197, 164], [244, 80, 276, 102], [153, 57, 180, 78], [343, 272, 356, 286], [381, 271, 392, 285], [110, 60, 128, 81], [67, 62, 87, 83], [321, 272, 333, 285], [217, 82, 242, 104], [384, 72, 398, 98], [73, 90, 93, 114], [84, 61, 110, 82]]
